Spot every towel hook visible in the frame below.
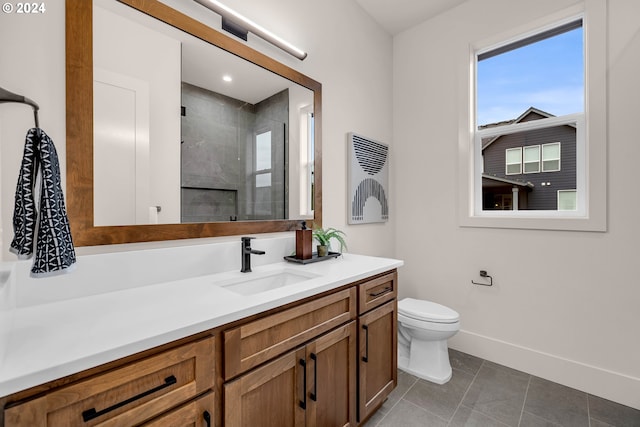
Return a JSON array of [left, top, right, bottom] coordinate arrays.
[[471, 270, 493, 286], [0, 86, 40, 127]]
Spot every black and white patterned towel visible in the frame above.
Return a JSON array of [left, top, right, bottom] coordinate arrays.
[[10, 128, 76, 276]]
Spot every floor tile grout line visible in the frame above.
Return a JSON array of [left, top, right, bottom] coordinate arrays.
[[402, 397, 451, 425], [517, 374, 532, 427], [371, 375, 419, 427], [446, 359, 486, 426], [458, 403, 515, 427], [586, 392, 591, 427]]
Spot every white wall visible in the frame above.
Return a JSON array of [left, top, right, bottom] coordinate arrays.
[[0, 0, 394, 259], [394, 0, 640, 410], [0, 6, 66, 260], [94, 5, 182, 225]]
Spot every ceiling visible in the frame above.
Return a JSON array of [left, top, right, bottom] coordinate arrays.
[[98, 0, 299, 105], [354, 0, 468, 35]]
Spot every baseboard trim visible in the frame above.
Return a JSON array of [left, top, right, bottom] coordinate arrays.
[[449, 329, 640, 411]]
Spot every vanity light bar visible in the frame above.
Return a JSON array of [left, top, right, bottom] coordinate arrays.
[[193, 0, 308, 60]]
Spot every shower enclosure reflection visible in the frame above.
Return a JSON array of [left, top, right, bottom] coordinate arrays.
[[181, 85, 288, 222]]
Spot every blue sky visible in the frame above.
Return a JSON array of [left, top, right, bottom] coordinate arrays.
[[477, 27, 584, 126]]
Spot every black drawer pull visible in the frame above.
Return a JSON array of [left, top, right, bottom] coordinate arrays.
[[362, 325, 369, 362], [310, 353, 317, 402], [203, 410, 211, 427], [369, 286, 392, 298], [82, 375, 177, 422], [299, 359, 307, 409]]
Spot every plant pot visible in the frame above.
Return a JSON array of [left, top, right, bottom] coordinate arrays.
[[317, 245, 328, 257]]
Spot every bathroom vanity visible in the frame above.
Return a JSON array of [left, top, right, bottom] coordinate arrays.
[[0, 243, 401, 427]]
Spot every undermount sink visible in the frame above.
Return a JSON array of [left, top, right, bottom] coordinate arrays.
[[216, 268, 320, 296]]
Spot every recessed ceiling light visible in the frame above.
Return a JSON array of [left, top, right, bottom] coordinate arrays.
[[223, 75, 233, 82]]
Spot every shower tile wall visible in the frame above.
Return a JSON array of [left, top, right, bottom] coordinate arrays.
[[181, 83, 288, 222]]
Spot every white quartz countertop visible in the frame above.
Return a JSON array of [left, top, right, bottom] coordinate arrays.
[[0, 253, 402, 397]]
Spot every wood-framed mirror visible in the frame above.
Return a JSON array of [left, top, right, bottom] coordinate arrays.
[[66, 0, 322, 246]]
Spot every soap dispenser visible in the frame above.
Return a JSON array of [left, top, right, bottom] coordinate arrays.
[[296, 221, 313, 260]]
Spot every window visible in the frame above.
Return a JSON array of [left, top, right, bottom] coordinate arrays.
[[255, 130, 272, 188], [504, 144, 556, 175], [558, 190, 577, 211], [458, 0, 607, 231], [542, 142, 561, 172], [523, 146, 541, 174], [299, 106, 314, 217], [477, 19, 582, 213], [506, 147, 522, 175]]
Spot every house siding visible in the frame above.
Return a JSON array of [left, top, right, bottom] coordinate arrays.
[[483, 121, 577, 210]]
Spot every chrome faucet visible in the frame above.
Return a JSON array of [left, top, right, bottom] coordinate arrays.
[[241, 236, 265, 273]]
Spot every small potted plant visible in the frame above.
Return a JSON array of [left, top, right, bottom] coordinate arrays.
[[312, 227, 347, 256]]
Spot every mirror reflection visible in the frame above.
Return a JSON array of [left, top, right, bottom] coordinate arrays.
[[93, 0, 314, 226]]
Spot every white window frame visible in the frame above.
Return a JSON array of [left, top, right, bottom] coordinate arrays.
[[542, 142, 561, 172], [505, 147, 523, 175], [457, 1, 607, 232], [523, 145, 541, 174], [558, 189, 577, 211], [299, 105, 314, 218], [254, 130, 272, 188]]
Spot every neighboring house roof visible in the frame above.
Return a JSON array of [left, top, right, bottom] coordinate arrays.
[[482, 173, 535, 189], [480, 106, 575, 150], [479, 106, 555, 131]]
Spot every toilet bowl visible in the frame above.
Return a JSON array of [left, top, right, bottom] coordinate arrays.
[[397, 298, 460, 384]]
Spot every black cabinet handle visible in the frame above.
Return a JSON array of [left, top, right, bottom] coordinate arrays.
[[369, 286, 392, 297], [362, 325, 369, 362], [82, 375, 177, 422], [310, 353, 317, 402], [299, 359, 307, 409], [203, 410, 211, 427]]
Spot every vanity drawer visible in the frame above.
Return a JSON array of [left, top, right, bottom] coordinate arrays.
[[4, 336, 215, 427], [358, 270, 397, 315], [224, 287, 356, 379], [141, 391, 214, 427]]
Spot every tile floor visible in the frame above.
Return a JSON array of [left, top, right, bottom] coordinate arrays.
[[363, 349, 640, 427]]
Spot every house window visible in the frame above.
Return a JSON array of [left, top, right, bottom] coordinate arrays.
[[523, 145, 541, 174], [505, 147, 522, 175], [255, 130, 272, 188], [558, 190, 577, 210], [542, 142, 561, 172], [299, 106, 314, 217], [458, 1, 607, 231]]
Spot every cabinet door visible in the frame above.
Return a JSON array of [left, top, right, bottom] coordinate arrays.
[[224, 348, 306, 427], [358, 300, 397, 422], [141, 391, 214, 427], [305, 321, 357, 427]]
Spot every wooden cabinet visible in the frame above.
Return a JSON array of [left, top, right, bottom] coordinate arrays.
[[358, 272, 396, 316], [142, 391, 214, 427], [357, 272, 397, 424], [2, 269, 398, 427], [304, 322, 357, 427], [224, 288, 356, 380], [224, 346, 306, 427], [4, 337, 215, 427], [224, 322, 357, 427]]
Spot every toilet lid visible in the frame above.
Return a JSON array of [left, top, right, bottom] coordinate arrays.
[[398, 298, 460, 323]]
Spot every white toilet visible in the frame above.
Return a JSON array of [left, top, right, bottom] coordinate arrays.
[[397, 297, 460, 384]]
